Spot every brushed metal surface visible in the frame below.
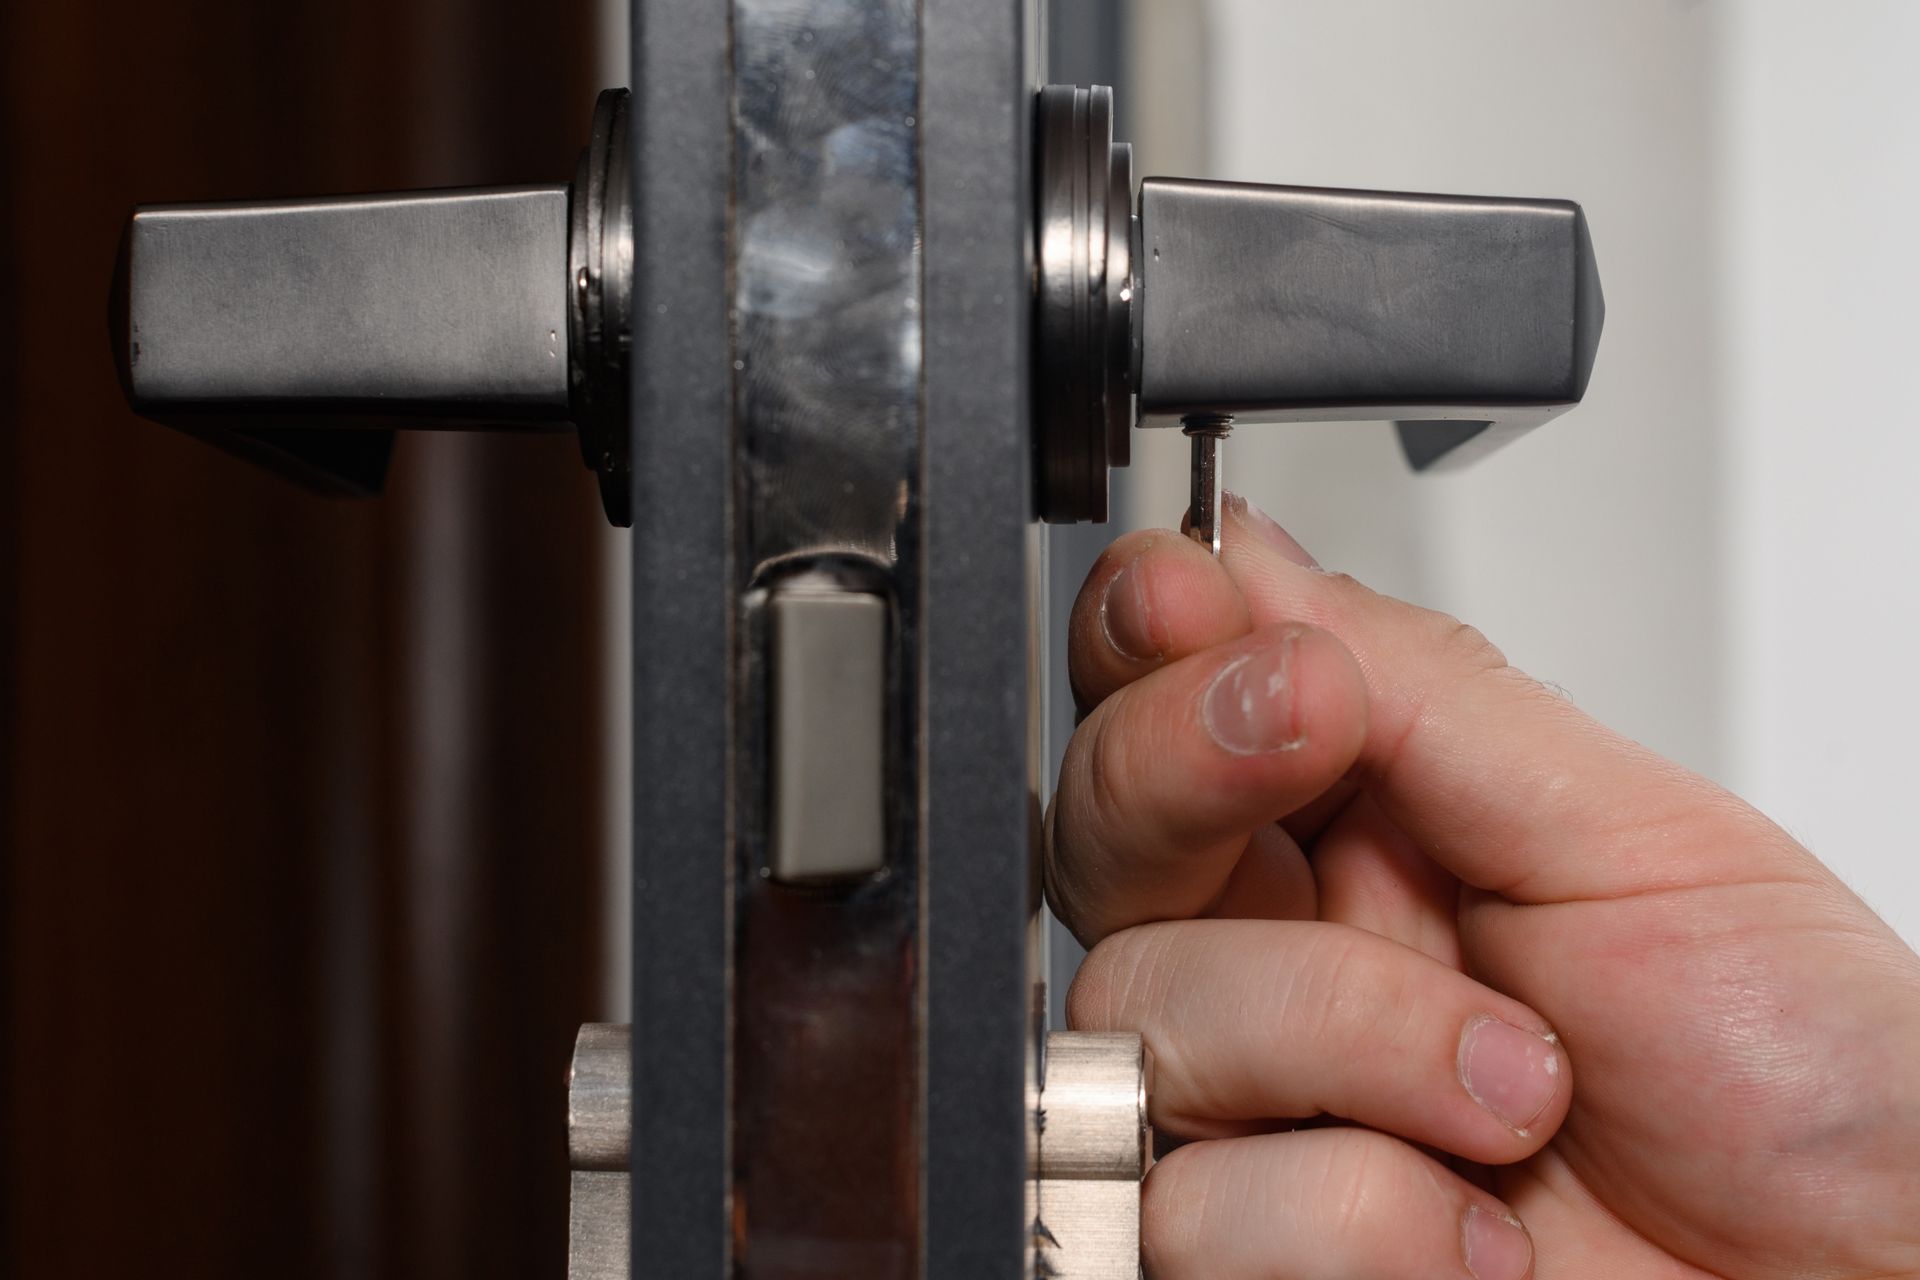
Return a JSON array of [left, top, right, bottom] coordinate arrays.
[[566, 1172, 630, 1280], [566, 1025, 630, 1278], [566, 1023, 631, 1172], [1030, 1031, 1148, 1277], [1135, 176, 1604, 468], [1032, 1031, 1148, 1182], [1029, 1180, 1140, 1279], [564, 1025, 1150, 1275], [1182, 418, 1228, 558], [126, 186, 572, 415]]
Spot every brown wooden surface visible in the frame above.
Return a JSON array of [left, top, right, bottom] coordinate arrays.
[[0, 1, 610, 1275]]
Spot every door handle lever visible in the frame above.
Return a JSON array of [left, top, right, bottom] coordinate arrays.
[[110, 89, 634, 523], [1032, 85, 1606, 536], [1134, 177, 1605, 465], [113, 82, 1602, 540]]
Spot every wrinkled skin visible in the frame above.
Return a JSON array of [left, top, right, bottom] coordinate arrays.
[[1046, 497, 1920, 1280]]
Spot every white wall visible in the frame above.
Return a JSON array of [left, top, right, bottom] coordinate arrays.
[[1147, 1, 1919, 942], [1720, 2, 1920, 943]]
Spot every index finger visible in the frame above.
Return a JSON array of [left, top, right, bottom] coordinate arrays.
[[1216, 497, 1810, 903]]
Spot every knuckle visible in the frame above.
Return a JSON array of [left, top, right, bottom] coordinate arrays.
[[1140, 1141, 1213, 1269], [1316, 1131, 1378, 1240], [1067, 925, 1170, 1032], [1039, 796, 1085, 934], [1064, 940, 1118, 1031], [1057, 700, 1134, 843], [1085, 708, 1137, 829], [1422, 607, 1510, 676], [1419, 607, 1568, 713], [1289, 928, 1394, 1055], [1372, 604, 1551, 782], [1311, 569, 1372, 608], [1268, 930, 1430, 1120], [1044, 711, 1125, 927], [1383, 594, 1510, 677], [1310, 1131, 1428, 1243]]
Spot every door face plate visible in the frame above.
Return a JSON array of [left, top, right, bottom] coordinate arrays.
[[727, 2, 927, 1270], [627, 0, 1039, 1274]]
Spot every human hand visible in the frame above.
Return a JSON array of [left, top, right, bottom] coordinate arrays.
[[1046, 495, 1920, 1279]]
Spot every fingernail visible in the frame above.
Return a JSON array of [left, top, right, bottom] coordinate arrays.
[[1223, 492, 1319, 568], [1458, 1016, 1562, 1135], [1201, 634, 1302, 755], [1463, 1206, 1533, 1280], [1099, 557, 1162, 661]]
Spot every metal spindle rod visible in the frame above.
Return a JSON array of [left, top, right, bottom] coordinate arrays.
[[1182, 415, 1232, 556]]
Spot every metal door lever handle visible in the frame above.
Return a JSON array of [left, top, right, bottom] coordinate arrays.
[[1135, 177, 1605, 464], [1033, 86, 1606, 528], [113, 83, 1602, 535], [111, 89, 635, 523]]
